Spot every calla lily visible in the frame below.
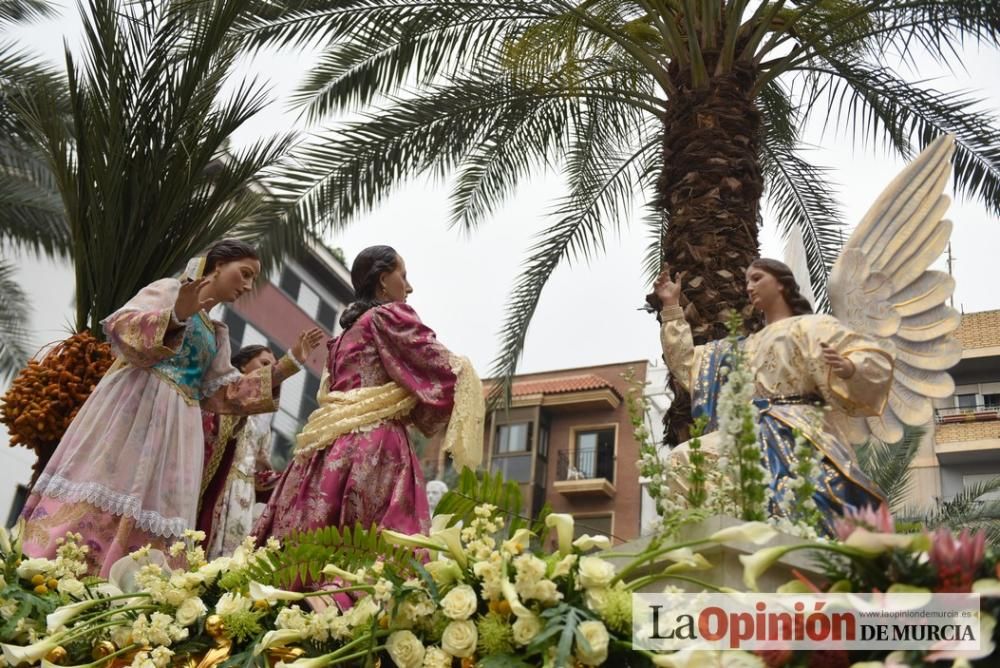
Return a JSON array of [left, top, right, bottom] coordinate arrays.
[[3, 636, 64, 666], [430, 524, 467, 568], [500, 578, 533, 618], [545, 514, 575, 556], [46, 599, 105, 633], [776, 580, 813, 594], [381, 529, 443, 552], [255, 630, 306, 655], [843, 527, 915, 556], [108, 549, 169, 593], [738, 545, 794, 591], [663, 553, 713, 574], [973, 579, 1000, 596], [0, 524, 10, 555], [321, 564, 362, 583], [430, 513, 455, 534], [502, 529, 534, 556], [424, 558, 463, 586], [708, 521, 778, 546], [572, 534, 611, 552], [249, 582, 306, 603], [276, 654, 336, 668]]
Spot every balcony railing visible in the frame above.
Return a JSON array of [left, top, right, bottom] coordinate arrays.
[[556, 447, 615, 484], [934, 404, 1000, 424]]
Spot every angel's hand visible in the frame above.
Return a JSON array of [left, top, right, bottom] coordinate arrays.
[[653, 264, 684, 307], [821, 342, 856, 379]]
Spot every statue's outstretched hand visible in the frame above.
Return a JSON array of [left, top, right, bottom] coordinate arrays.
[[653, 264, 683, 307], [821, 342, 855, 379]]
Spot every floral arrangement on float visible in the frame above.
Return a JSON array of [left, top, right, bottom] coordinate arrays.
[[3, 328, 999, 668]]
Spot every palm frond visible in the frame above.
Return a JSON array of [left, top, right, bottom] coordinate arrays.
[[434, 468, 549, 537], [0, 258, 31, 382], [801, 60, 1000, 216], [855, 426, 923, 513], [243, 524, 418, 588], [488, 131, 658, 403], [0, 0, 53, 27]]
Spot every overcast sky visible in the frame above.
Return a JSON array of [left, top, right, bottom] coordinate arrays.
[[8, 9, 1000, 378]]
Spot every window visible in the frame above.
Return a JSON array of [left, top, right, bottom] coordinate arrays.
[[985, 394, 1000, 409], [490, 456, 532, 483], [271, 432, 294, 471], [301, 372, 321, 420], [538, 425, 549, 460], [279, 269, 301, 300], [495, 423, 532, 454], [574, 428, 615, 481], [317, 301, 338, 332], [222, 308, 246, 345], [572, 514, 612, 549], [5, 484, 29, 527], [956, 394, 977, 409]]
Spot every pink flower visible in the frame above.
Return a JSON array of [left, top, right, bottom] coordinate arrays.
[[928, 527, 987, 593], [833, 504, 894, 541]]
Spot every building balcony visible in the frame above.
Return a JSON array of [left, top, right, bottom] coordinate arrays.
[[933, 405, 1000, 464], [553, 448, 615, 497]]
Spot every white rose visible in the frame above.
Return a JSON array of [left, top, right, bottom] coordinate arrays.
[[578, 557, 616, 590], [56, 577, 86, 598], [421, 646, 453, 668], [440, 620, 477, 658], [512, 613, 542, 646], [386, 630, 426, 668], [214, 593, 251, 616], [174, 597, 207, 627], [16, 558, 54, 580], [584, 588, 609, 613], [575, 620, 609, 666], [440, 584, 478, 620]]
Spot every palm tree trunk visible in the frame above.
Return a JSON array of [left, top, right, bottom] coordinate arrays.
[[656, 62, 762, 445]]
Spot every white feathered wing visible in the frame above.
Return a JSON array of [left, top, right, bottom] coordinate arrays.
[[827, 135, 962, 445]]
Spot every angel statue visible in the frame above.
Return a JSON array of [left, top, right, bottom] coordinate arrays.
[[651, 135, 961, 534]]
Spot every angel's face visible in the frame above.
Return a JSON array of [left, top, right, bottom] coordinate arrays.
[[746, 266, 783, 310]]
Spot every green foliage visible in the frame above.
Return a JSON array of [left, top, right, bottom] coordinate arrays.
[[434, 467, 550, 537], [526, 602, 593, 668], [243, 524, 415, 589]]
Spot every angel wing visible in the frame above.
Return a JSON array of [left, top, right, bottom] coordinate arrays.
[[828, 135, 962, 445]]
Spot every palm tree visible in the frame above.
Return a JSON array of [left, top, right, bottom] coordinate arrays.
[[0, 0, 70, 380], [238, 0, 1000, 442]]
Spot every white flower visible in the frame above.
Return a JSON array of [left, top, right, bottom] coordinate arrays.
[[545, 514, 575, 555], [373, 578, 394, 603], [575, 620, 609, 666], [149, 647, 174, 668], [440, 585, 478, 620], [249, 582, 305, 604], [512, 614, 542, 646], [386, 630, 426, 668], [501, 529, 533, 556], [2, 636, 62, 665], [425, 559, 463, 588], [472, 554, 504, 600], [430, 524, 467, 568], [215, 593, 252, 616], [573, 534, 612, 552], [708, 522, 779, 546], [275, 606, 309, 631], [421, 646, 453, 668], [256, 629, 307, 655], [16, 558, 54, 581], [441, 620, 477, 658], [175, 597, 207, 627], [46, 599, 103, 633], [578, 557, 616, 590], [55, 577, 86, 599], [584, 588, 610, 613], [550, 554, 577, 578]]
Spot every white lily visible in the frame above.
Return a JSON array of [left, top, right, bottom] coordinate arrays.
[[502, 529, 534, 556], [738, 545, 793, 591], [0, 524, 10, 555], [545, 514, 575, 556], [430, 524, 467, 568], [500, 578, 533, 618], [321, 564, 362, 583], [430, 513, 455, 534], [255, 629, 307, 655], [844, 528, 915, 556], [663, 553, 713, 574], [249, 582, 306, 603], [973, 579, 1000, 596], [572, 534, 611, 552], [708, 521, 778, 546], [46, 599, 105, 633], [108, 549, 169, 593], [424, 559, 463, 587], [276, 655, 334, 668], [381, 529, 444, 552], [3, 635, 64, 666]]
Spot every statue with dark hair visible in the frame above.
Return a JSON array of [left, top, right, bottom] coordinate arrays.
[[19, 238, 324, 576], [255, 245, 484, 546]]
